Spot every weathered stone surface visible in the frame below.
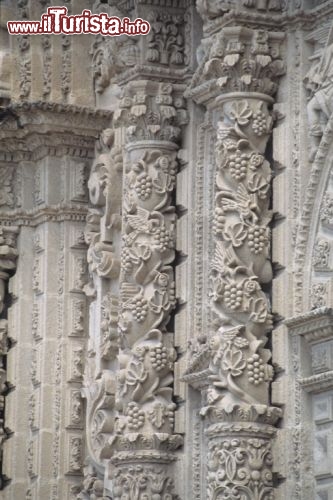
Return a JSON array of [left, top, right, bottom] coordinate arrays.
[[1, 1, 333, 499]]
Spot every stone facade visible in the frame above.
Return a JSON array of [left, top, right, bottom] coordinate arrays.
[[0, 0, 333, 499]]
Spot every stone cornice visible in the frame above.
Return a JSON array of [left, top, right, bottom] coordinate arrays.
[[300, 370, 333, 393], [285, 307, 333, 343], [0, 102, 112, 162], [0, 204, 88, 227], [0, 102, 112, 135], [199, 2, 333, 35], [6, 101, 112, 120], [113, 65, 193, 88]]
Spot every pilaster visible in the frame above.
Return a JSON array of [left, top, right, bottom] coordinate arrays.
[[0, 104, 111, 499]]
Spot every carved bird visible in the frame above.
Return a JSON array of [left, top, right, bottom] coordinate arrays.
[[126, 207, 161, 234], [218, 185, 259, 224]]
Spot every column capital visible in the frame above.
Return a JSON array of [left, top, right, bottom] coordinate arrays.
[[188, 27, 284, 106]]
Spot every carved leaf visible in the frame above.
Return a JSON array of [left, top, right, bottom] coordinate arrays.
[[224, 53, 240, 66], [228, 100, 252, 126], [131, 105, 147, 117], [248, 297, 268, 323], [221, 348, 246, 377], [149, 289, 169, 314], [224, 222, 248, 247]]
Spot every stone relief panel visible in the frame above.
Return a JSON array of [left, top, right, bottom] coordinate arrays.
[[286, 310, 333, 500], [296, 19, 333, 313], [309, 164, 333, 309]]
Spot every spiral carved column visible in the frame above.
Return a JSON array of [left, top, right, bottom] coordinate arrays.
[[110, 80, 187, 499], [184, 24, 284, 500]]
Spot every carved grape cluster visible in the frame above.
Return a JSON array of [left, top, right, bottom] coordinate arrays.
[[126, 402, 145, 430], [214, 207, 225, 235], [223, 283, 243, 310], [252, 111, 267, 136], [149, 344, 168, 371], [167, 405, 175, 427], [121, 247, 133, 273], [228, 150, 248, 181], [169, 162, 177, 186], [135, 172, 153, 200], [131, 296, 148, 322], [248, 226, 268, 254], [247, 354, 265, 385], [154, 224, 172, 251], [157, 155, 177, 186]]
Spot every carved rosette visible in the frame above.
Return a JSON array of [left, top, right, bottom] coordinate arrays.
[[110, 80, 186, 497], [184, 23, 284, 500]]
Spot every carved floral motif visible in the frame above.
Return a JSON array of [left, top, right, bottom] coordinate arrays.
[[207, 437, 274, 500], [109, 81, 184, 496], [189, 28, 284, 102], [311, 283, 327, 309], [146, 13, 184, 66], [0, 167, 14, 207], [0, 227, 18, 486], [320, 193, 333, 228], [113, 465, 179, 500], [114, 82, 187, 143]]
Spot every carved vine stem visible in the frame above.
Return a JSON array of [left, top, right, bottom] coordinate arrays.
[[0, 225, 18, 488], [111, 80, 186, 499], [81, 129, 122, 499], [184, 26, 284, 499]]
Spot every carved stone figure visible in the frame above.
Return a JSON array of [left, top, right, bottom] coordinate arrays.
[[305, 26, 333, 161]]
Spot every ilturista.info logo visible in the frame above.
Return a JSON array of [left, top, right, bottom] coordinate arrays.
[[7, 7, 150, 36]]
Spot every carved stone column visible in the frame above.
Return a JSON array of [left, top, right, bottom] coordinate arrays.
[[0, 225, 18, 488], [82, 0, 193, 496], [183, 10, 285, 499], [110, 79, 186, 499]]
